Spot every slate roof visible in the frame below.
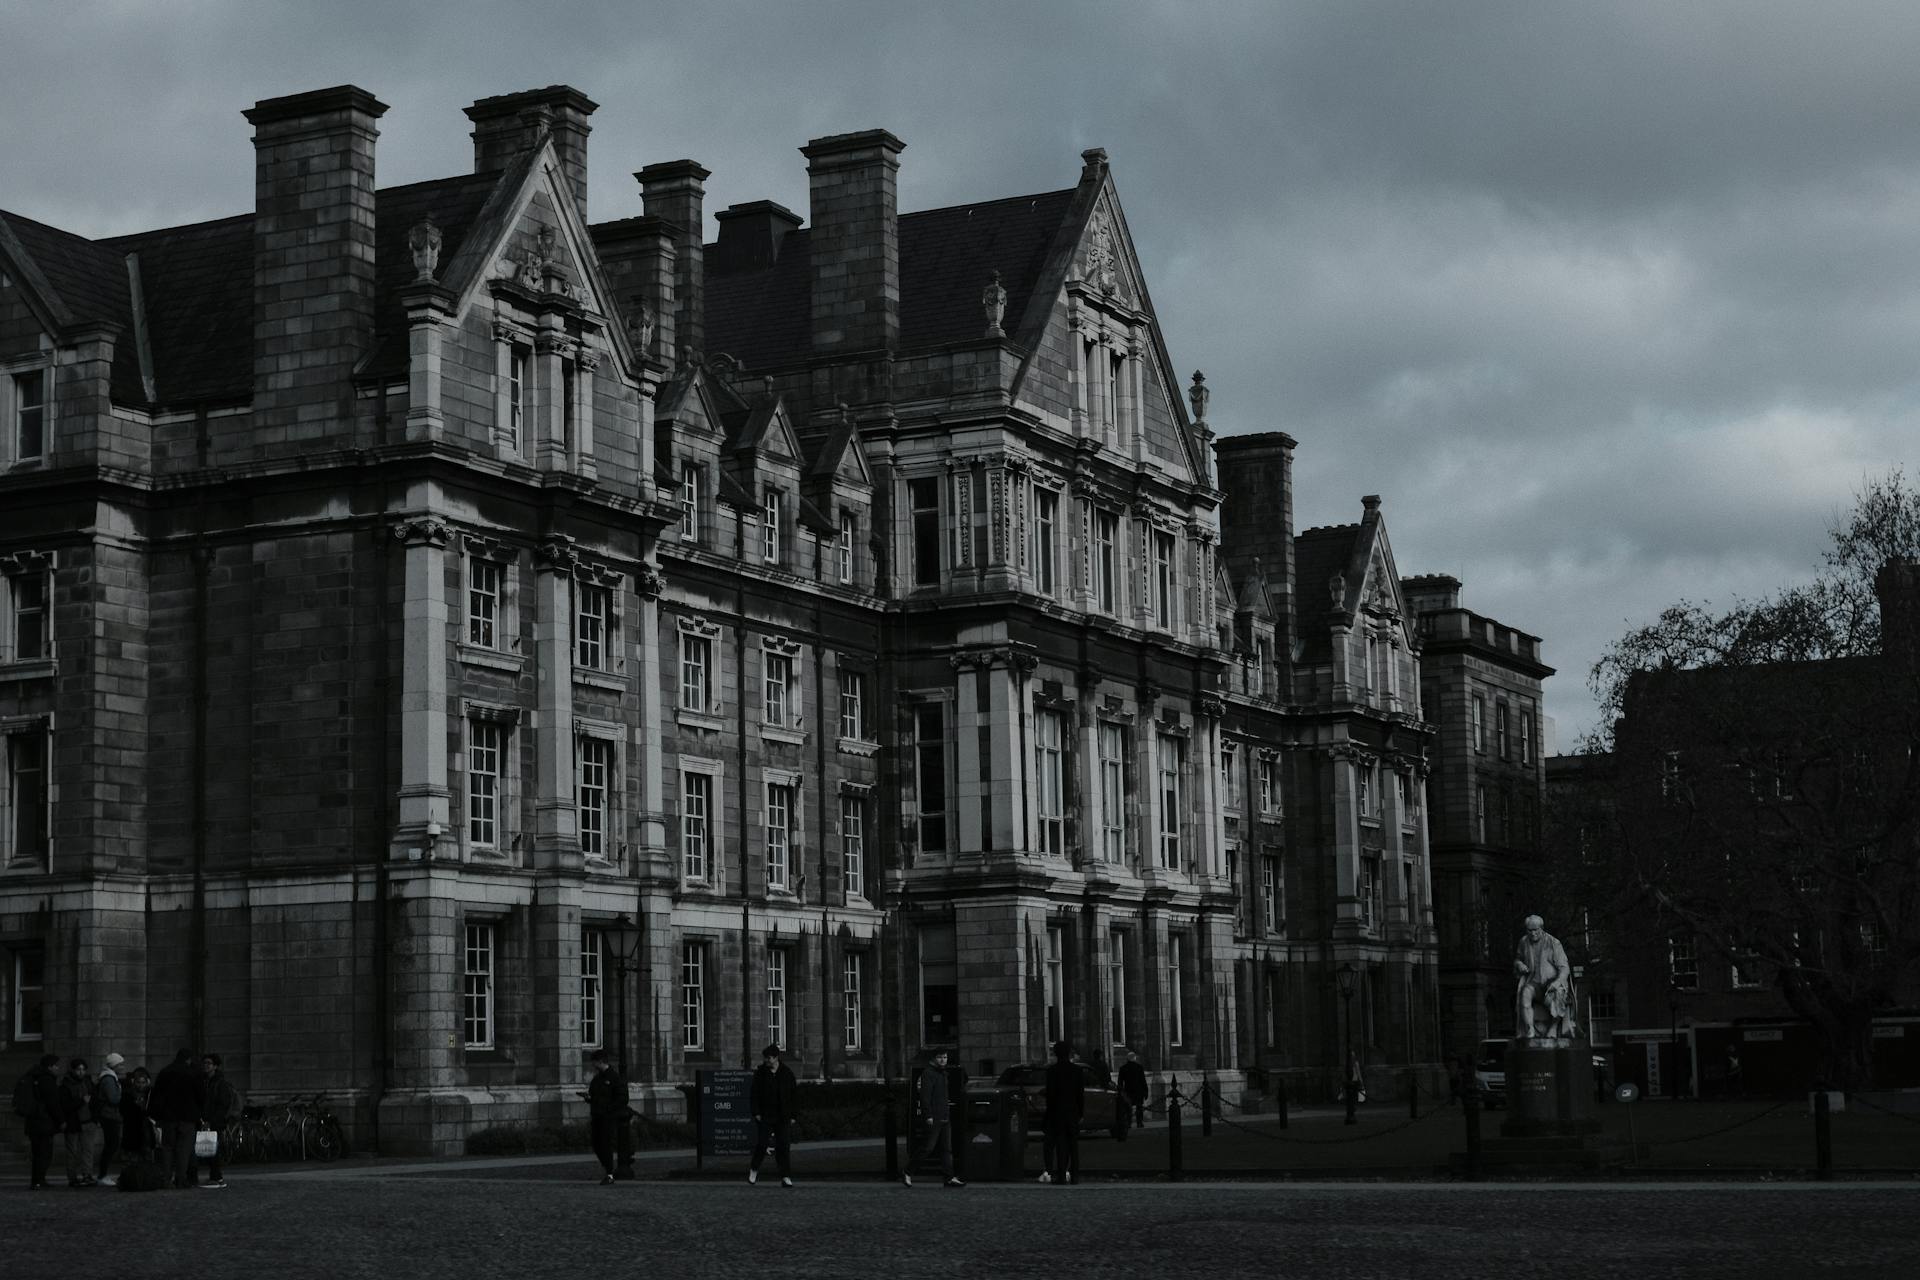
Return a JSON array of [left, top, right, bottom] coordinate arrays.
[[2, 170, 502, 411], [700, 188, 1076, 370], [0, 210, 143, 404]]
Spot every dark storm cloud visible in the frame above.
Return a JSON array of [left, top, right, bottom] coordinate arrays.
[[7, 0, 1919, 739]]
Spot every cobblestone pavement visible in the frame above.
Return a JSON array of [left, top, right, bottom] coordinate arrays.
[[3, 1170, 1917, 1278]]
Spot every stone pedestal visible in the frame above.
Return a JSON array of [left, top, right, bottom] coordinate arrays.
[[1501, 1041, 1599, 1138]]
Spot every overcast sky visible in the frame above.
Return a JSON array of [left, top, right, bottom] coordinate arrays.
[[7, 0, 1918, 745]]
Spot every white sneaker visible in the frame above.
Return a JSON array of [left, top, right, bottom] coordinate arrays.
[[98, 1176, 117, 1187], [901, 1173, 913, 1187], [1037, 1171, 1051, 1183], [746, 1169, 757, 1185], [1064, 1172, 1074, 1185], [781, 1177, 794, 1188]]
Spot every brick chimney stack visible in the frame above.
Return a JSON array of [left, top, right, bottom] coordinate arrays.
[[638, 160, 711, 361], [244, 85, 387, 442], [1876, 557, 1920, 671], [801, 130, 905, 356], [595, 217, 678, 368], [465, 86, 597, 221]]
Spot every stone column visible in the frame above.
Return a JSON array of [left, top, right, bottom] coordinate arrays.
[[401, 282, 454, 443], [573, 346, 599, 482], [1328, 746, 1364, 937], [632, 562, 672, 880], [389, 517, 451, 857], [535, 325, 569, 471], [531, 536, 579, 869], [951, 656, 985, 853]]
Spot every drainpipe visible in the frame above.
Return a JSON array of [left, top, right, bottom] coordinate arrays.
[[190, 406, 211, 1052], [736, 592, 751, 1066], [371, 459, 392, 1152]]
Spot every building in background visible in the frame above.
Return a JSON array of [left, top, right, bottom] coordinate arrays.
[[3, 83, 1458, 1152], [1403, 576, 1553, 1059]]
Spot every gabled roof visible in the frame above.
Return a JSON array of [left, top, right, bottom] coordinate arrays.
[[0, 209, 143, 404], [1292, 523, 1362, 665], [700, 188, 1075, 370], [3, 170, 505, 412]]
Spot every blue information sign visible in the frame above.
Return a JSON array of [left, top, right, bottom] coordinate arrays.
[[699, 1069, 756, 1159]]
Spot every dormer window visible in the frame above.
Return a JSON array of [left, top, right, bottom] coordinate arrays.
[[762, 488, 782, 564], [680, 463, 702, 544], [837, 511, 856, 585], [1152, 530, 1177, 630], [11, 369, 47, 463], [507, 345, 530, 452], [1095, 510, 1120, 613]]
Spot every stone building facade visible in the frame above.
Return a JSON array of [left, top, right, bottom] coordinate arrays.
[[1403, 576, 1553, 1057], [2, 83, 1464, 1152]]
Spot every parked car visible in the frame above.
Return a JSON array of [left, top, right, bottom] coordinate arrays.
[[995, 1061, 1122, 1135], [1474, 1038, 1508, 1108], [1474, 1037, 1612, 1109]]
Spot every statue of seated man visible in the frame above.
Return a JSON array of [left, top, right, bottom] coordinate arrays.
[[1513, 914, 1578, 1041]]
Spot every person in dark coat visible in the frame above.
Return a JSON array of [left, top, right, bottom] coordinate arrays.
[[120, 1068, 156, 1160], [200, 1053, 237, 1188], [585, 1048, 629, 1185], [18, 1053, 62, 1189], [58, 1057, 98, 1187], [1117, 1049, 1149, 1136], [94, 1053, 126, 1185], [149, 1048, 206, 1189], [746, 1043, 798, 1187], [1043, 1040, 1085, 1185], [902, 1048, 963, 1188]]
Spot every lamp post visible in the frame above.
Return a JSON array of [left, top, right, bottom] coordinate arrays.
[[1667, 983, 1682, 1100], [607, 914, 643, 1176], [1337, 962, 1359, 1126]]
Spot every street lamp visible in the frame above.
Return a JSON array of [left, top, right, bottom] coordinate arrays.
[[606, 914, 643, 1176], [1667, 983, 1683, 1100], [1337, 962, 1359, 1126]]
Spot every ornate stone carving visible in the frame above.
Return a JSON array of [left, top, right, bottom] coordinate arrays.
[[534, 534, 579, 575], [1197, 694, 1227, 720], [408, 217, 442, 283], [575, 346, 600, 373], [1188, 370, 1209, 424], [982, 270, 1007, 338], [389, 518, 451, 548], [1086, 211, 1117, 292], [629, 299, 655, 356], [634, 562, 667, 599]]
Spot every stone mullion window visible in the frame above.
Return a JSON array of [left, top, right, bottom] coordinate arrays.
[[491, 316, 532, 458], [3, 719, 53, 870], [1, 552, 55, 666]]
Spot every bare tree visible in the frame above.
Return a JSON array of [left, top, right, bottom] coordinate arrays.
[[1577, 472, 1920, 1090]]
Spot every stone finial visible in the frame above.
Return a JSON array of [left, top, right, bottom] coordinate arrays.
[[408, 217, 443, 283], [629, 298, 656, 356], [982, 270, 1007, 338], [1188, 369, 1209, 424], [1081, 147, 1109, 176]]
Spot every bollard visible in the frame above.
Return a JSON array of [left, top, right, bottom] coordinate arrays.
[[1814, 1090, 1833, 1181], [1202, 1083, 1214, 1137], [884, 1103, 900, 1181], [1462, 1089, 1482, 1181], [1168, 1083, 1184, 1181], [1276, 1074, 1289, 1129], [1408, 1069, 1419, 1120]]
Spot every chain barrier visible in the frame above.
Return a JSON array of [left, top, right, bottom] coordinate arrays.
[[1183, 1082, 1456, 1145], [1847, 1092, 1920, 1127], [1639, 1098, 1793, 1147]]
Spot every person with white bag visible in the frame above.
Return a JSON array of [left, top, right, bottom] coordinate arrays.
[[198, 1054, 238, 1189]]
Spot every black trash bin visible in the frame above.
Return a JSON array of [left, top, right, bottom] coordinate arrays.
[[961, 1089, 1028, 1181]]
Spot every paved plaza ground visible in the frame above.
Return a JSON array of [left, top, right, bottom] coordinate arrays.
[[3, 1167, 1918, 1278]]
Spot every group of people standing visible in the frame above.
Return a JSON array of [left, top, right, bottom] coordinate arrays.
[[13, 1048, 237, 1190]]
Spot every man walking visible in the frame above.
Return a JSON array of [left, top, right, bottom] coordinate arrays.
[[586, 1048, 628, 1185], [14, 1053, 62, 1189], [94, 1054, 125, 1186], [150, 1048, 205, 1189], [902, 1048, 963, 1188], [1117, 1049, 1148, 1137], [1043, 1040, 1084, 1185], [58, 1057, 98, 1187], [200, 1054, 237, 1188], [746, 1043, 797, 1187]]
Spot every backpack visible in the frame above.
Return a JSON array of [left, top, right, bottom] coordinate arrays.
[[11, 1071, 41, 1121]]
